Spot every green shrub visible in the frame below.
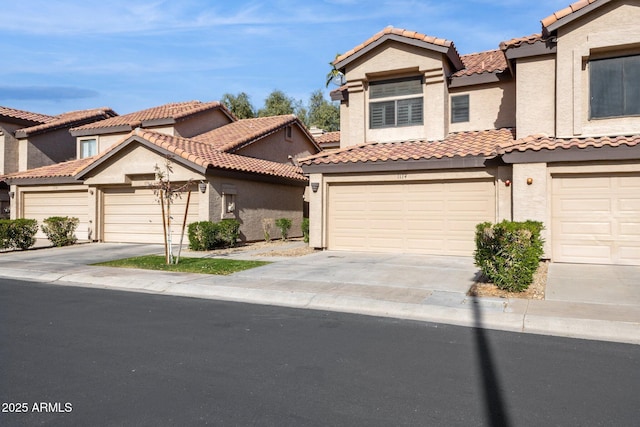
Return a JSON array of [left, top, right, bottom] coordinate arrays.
[[218, 219, 240, 248], [188, 219, 240, 251], [188, 221, 219, 251], [302, 218, 309, 243], [0, 219, 38, 250], [474, 220, 544, 292], [0, 220, 9, 249], [275, 218, 292, 241], [41, 216, 79, 247]]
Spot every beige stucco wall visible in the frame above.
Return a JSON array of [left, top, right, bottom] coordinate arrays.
[[174, 109, 233, 138], [515, 56, 556, 139], [555, 0, 640, 138], [0, 129, 19, 175], [339, 41, 449, 147], [512, 162, 550, 255], [234, 125, 318, 163], [449, 81, 516, 133], [19, 128, 77, 171], [207, 176, 305, 242]]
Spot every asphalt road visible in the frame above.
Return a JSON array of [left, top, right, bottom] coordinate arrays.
[[1, 278, 639, 427]]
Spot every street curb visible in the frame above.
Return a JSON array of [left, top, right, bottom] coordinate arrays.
[[4, 269, 637, 345]]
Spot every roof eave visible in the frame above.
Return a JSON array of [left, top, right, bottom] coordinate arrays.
[[6, 176, 82, 185], [301, 155, 491, 174], [503, 40, 557, 60], [543, 0, 613, 36], [449, 70, 511, 88], [503, 144, 640, 163], [71, 124, 133, 137]]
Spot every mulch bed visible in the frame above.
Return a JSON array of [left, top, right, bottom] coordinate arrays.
[[467, 261, 548, 300]]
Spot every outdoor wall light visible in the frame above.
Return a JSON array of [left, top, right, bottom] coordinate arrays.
[[198, 181, 207, 194], [311, 182, 319, 193], [504, 180, 511, 187], [527, 178, 533, 185], [9, 191, 14, 199]]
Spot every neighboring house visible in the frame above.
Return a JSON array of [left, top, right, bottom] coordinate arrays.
[[309, 127, 341, 151], [301, 0, 640, 266], [7, 101, 320, 243], [0, 106, 116, 219]]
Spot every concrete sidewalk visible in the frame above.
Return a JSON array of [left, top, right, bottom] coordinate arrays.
[[0, 242, 638, 345]]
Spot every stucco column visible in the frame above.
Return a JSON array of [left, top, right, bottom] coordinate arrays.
[[308, 173, 323, 249], [87, 187, 97, 241], [512, 162, 551, 256]]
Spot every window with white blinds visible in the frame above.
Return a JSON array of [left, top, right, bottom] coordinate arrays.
[[369, 76, 423, 128]]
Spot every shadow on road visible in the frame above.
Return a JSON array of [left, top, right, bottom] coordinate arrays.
[[471, 296, 512, 427]]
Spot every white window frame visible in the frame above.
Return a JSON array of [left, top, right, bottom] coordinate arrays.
[[80, 138, 97, 158], [369, 76, 424, 129]]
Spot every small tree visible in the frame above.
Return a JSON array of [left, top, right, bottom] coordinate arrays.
[[275, 218, 292, 241], [151, 157, 193, 264]]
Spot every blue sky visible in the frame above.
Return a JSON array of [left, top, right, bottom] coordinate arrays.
[[1, 0, 570, 116]]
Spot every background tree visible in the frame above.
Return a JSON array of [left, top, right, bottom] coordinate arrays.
[[307, 89, 340, 131], [221, 92, 255, 119], [258, 90, 300, 117]]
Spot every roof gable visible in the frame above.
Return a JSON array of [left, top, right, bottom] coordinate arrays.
[[191, 114, 319, 153], [75, 129, 306, 183], [334, 27, 464, 72]]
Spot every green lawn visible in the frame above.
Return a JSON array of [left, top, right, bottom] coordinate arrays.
[[94, 255, 270, 275]]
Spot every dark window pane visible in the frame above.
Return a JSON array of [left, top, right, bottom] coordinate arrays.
[[623, 55, 640, 115], [370, 101, 395, 128], [590, 55, 640, 118], [397, 98, 423, 126], [451, 95, 469, 123]]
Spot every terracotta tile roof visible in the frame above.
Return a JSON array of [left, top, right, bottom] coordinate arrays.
[[499, 34, 544, 51], [453, 50, 508, 77], [3, 157, 96, 181], [135, 130, 306, 181], [334, 27, 456, 66], [15, 108, 117, 138], [71, 101, 230, 132], [541, 0, 599, 29], [501, 134, 640, 153], [0, 106, 53, 124], [191, 115, 299, 152], [300, 128, 515, 166], [314, 131, 341, 146]]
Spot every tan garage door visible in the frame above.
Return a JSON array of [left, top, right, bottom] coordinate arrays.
[[552, 173, 640, 265], [328, 179, 496, 256], [102, 187, 199, 244], [23, 191, 89, 240]]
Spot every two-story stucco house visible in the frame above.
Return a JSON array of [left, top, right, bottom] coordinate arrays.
[[301, 0, 640, 266], [7, 101, 320, 243], [0, 106, 116, 219]]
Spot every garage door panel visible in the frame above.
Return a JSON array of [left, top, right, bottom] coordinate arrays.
[[102, 187, 198, 244], [552, 173, 640, 265], [23, 191, 89, 240], [328, 179, 495, 256]]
